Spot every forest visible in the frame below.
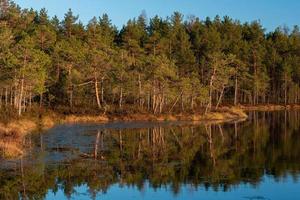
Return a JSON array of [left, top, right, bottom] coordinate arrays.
[[1, 0, 300, 116]]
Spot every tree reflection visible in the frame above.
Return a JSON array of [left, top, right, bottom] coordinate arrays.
[[1, 111, 300, 199]]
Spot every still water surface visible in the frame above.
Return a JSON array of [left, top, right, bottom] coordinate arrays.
[[1, 111, 300, 200]]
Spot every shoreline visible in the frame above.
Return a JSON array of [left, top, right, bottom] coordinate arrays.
[[64, 107, 247, 123], [0, 107, 247, 158], [1, 104, 300, 158], [239, 104, 300, 111]]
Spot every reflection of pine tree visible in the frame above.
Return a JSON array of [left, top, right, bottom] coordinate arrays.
[[2, 115, 300, 198]]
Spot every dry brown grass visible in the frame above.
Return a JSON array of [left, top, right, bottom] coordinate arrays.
[[64, 115, 109, 123], [0, 119, 37, 158], [0, 141, 24, 158], [164, 115, 178, 121], [7, 119, 37, 136], [203, 107, 248, 121], [227, 107, 248, 118], [41, 116, 56, 129], [0, 107, 248, 158]]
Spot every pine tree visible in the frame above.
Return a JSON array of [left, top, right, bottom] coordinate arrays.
[[0, 1, 300, 114]]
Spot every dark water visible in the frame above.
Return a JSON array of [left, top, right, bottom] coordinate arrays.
[[1, 111, 300, 200]]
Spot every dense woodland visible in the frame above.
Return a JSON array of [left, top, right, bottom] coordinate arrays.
[[1, 1, 300, 116]]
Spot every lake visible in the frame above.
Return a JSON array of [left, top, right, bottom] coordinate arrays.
[[1, 111, 300, 200]]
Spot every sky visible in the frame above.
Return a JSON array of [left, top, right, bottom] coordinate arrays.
[[13, 0, 300, 32]]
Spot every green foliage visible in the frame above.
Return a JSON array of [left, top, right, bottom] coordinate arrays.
[[1, 1, 300, 115]]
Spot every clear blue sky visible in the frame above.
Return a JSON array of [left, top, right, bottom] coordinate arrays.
[[14, 0, 300, 31]]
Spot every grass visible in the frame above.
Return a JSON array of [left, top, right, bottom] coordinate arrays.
[[0, 141, 24, 158], [203, 107, 248, 121], [0, 106, 248, 158], [6, 103, 300, 159], [0, 107, 56, 158], [0, 119, 37, 158], [64, 115, 109, 123]]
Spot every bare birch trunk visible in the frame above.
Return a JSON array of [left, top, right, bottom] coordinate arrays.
[[94, 74, 101, 109], [119, 87, 123, 109], [284, 73, 287, 105], [205, 67, 216, 114], [138, 73, 142, 107], [234, 76, 238, 106], [101, 77, 104, 104], [68, 66, 73, 108], [216, 85, 225, 109], [18, 77, 24, 116], [29, 90, 32, 108]]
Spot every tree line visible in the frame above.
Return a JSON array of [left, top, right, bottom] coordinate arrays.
[[0, 0, 300, 116]]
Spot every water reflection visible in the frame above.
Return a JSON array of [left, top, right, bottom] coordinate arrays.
[[1, 111, 300, 200]]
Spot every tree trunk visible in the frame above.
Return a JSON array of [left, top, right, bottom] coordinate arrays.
[[56, 65, 60, 81], [10, 86, 13, 106], [152, 84, 156, 112], [119, 87, 123, 109], [14, 84, 18, 108], [234, 122, 238, 139], [159, 92, 164, 114], [205, 67, 216, 114], [29, 90, 32, 108], [101, 77, 104, 104], [70, 86, 73, 108], [23, 91, 26, 112], [216, 85, 225, 109], [68, 66, 73, 108], [94, 75, 101, 109], [284, 74, 287, 105], [18, 77, 24, 116], [169, 91, 183, 113], [147, 92, 151, 111], [39, 93, 43, 107], [180, 92, 184, 112], [234, 76, 238, 106], [138, 73, 142, 107], [5, 87, 8, 106], [190, 95, 194, 110], [153, 95, 159, 114], [0, 89, 2, 107], [253, 50, 257, 106]]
